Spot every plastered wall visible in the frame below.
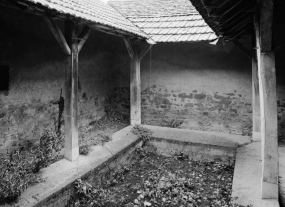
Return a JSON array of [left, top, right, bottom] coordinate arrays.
[[0, 7, 119, 151]]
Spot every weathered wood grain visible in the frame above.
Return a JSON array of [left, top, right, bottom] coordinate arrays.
[[44, 16, 71, 55]]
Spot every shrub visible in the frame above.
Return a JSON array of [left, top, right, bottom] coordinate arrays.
[[67, 179, 110, 207], [0, 150, 30, 203], [79, 145, 91, 155], [0, 130, 63, 204], [131, 125, 153, 147], [31, 131, 63, 173]]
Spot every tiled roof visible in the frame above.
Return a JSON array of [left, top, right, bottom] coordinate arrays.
[[130, 15, 217, 42], [109, 0, 217, 42], [25, 0, 149, 39], [109, 0, 197, 17]]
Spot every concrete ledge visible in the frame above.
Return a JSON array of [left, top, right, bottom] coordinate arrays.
[[12, 126, 140, 207], [146, 138, 236, 162], [142, 125, 251, 148], [231, 142, 279, 207]]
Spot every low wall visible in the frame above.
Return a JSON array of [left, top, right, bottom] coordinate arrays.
[[10, 125, 248, 207]]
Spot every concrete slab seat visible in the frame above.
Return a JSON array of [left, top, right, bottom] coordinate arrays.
[[142, 125, 251, 162]]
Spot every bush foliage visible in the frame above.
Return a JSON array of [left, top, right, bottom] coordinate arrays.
[[67, 179, 110, 207], [0, 131, 63, 204], [131, 125, 153, 146]]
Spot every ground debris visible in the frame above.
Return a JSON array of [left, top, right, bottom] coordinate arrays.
[[68, 148, 252, 207], [78, 116, 128, 154]]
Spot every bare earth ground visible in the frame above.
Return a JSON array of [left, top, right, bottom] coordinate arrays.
[[68, 148, 245, 207]]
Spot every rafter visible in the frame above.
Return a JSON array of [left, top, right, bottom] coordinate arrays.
[[44, 16, 71, 55], [78, 26, 91, 53]]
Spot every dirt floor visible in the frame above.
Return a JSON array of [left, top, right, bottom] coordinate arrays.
[[69, 147, 246, 207]]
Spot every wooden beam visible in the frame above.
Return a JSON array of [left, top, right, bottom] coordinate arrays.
[[123, 39, 142, 125], [43, 16, 71, 55], [78, 26, 91, 53], [232, 39, 251, 60], [253, 2, 261, 141], [259, 52, 278, 199], [64, 20, 79, 161], [254, 1, 260, 55], [124, 38, 135, 60], [260, 0, 273, 53], [252, 33, 261, 140], [130, 42, 141, 125], [258, 0, 278, 199], [139, 44, 153, 61]]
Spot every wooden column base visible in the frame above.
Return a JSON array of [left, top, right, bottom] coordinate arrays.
[[261, 180, 279, 199], [252, 132, 261, 141], [64, 146, 79, 161], [131, 119, 141, 125]]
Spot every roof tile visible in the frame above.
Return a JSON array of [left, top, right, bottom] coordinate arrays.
[[177, 27, 188, 34], [109, 0, 197, 17], [159, 28, 172, 34], [188, 27, 199, 34], [160, 21, 172, 27], [151, 22, 164, 27], [27, 0, 149, 38], [109, 0, 216, 42], [152, 35, 163, 42], [179, 34, 190, 41], [167, 34, 181, 42], [185, 21, 196, 27], [168, 21, 180, 27], [177, 21, 188, 27], [169, 27, 180, 34]]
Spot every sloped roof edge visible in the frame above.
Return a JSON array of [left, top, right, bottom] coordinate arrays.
[[19, 0, 153, 41], [109, 0, 217, 43]]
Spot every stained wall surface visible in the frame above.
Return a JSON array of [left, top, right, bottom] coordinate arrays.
[[0, 7, 120, 152]]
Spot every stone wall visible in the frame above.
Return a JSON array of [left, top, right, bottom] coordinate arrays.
[[113, 39, 285, 138], [0, 7, 119, 152]]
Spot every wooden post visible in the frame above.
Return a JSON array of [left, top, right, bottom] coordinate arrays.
[[257, 0, 279, 198], [131, 48, 141, 125], [252, 34, 261, 140], [45, 17, 90, 161], [124, 39, 153, 125], [64, 20, 79, 161]]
